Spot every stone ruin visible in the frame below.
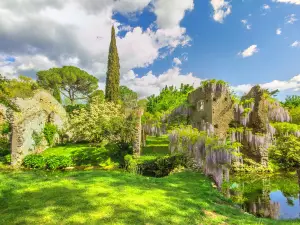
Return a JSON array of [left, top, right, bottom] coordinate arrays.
[[188, 82, 234, 139], [5, 90, 67, 166], [162, 83, 290, 169]]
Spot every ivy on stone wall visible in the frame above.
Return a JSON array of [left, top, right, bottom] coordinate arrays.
[[43, 123, 57, 147]]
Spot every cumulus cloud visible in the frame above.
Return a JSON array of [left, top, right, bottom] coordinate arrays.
[[276, 28, 282, 35], [0, 0, 193, 80], [121, 67, 202, 98], [238, 45, 259, 58], [285, 14, 298, 24], [241, 20, 251, 30], [153, 0, 194, 29], [173, 58, 182, 66], [232, 74, 300, 95], [210, 0, 232, 23], [273, 0, 300, 5], [291, 41, 300, 47]]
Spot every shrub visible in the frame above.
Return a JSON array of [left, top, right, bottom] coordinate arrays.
[[0, 122, 10, 135], [124, 153, 188, 177], [43, 123, 57, 146], [45, 156, 73, 170], [0, 154, 11, 164], [23, 155, 46, 169], [0, 137, 10, 156]]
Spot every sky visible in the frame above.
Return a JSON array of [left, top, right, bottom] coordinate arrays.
[[0, 0, 300, 100]]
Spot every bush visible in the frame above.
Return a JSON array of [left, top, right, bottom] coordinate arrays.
[[0, 137, 10, 156], [45, 156, 73, 170], [124, 153, 188, 177], [23, 155, 46, 169], [43, 123, 57, 146], [23, 154, 73, 170], [0, 154, 11, 164]]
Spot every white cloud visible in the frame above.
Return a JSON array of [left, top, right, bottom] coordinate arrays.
[[273, 0, 300, 5], [241, 19, 251, 30], [285, 14, 298, 24], [232, 74, 300, 95], [0, 0, 193, 80], [173, 57, 182, 66], [262, 4, 271, 9], [291, 41, 300, 47], [153, 0, 194, 29], [238, 45, 259, 58], [121, 67, 202, 98], [276, 28, 282, 35], [261, 4, 271, 15], [210, 0, 232, 23]]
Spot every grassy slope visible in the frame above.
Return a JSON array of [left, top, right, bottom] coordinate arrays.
[[1, 170, 298, 225], [0, 136, 299, 224]]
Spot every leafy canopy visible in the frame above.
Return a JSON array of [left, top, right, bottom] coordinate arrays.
[[283, 95, 300, 109], [119, 86, 138, 109], [269, 135, 300, 170], [146, 84, 194, 114], [37, 66, 98, 105]]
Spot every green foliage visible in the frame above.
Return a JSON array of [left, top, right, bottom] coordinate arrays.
[[240, 98, 254, 106], [119, 86, 138, 109], [0, 121, 10, 135], [0, 154, 11, 164], [37, 66, 98, 105], [124, 153, 188, 177], [105, 26, 120, 103], [0, 75, 39, 99], [88, 90, 105, 104], [283, 95, 300, 109], [23, 154, 73, 170], [70, 99, 136, 144], [271, 122, 300, 136], [45, 155, 73, 170], [32, 131, 44, 149], [269, 135, 300, 170], [228, 127, 244, 134], [0, 75, 36, 111], [288, 106, 300, 125], [53, 85, 62, 103], [0, 137, 10, 156], [146, 84, 193, 115], [65, 104, 87, 114], [23, 155, 46, 169], [200, 79, 229, 88], [43, 123, 57, 146]]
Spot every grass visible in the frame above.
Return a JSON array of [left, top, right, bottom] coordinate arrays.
[[1, 136, 299, 224], [140, 135, 170, 161], [1, 169, 299, 225]]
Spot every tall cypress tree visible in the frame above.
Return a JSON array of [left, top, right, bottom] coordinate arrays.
[[105, 26, 120, 103]]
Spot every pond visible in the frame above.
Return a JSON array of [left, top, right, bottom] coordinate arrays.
[[222, 173, 300, 220]]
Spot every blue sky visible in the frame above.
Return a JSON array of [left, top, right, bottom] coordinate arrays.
[[0, 0, 300, 99]]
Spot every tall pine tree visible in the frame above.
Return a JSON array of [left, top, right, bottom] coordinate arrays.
[[105, 26, 120, 103]]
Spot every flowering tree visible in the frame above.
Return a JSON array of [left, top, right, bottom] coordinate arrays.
[[69, 99, 136, 144]]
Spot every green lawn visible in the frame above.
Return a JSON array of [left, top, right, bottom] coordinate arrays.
[[41, 136, 170, 164], [1, 169, 298, 225], [1, 136, 299, 224]]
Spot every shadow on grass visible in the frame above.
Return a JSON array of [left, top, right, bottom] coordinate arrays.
[[0, 170, 298, 224]]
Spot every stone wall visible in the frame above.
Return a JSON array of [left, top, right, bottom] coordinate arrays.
[[188, 83, 234, 139], [9, 90, 67, 166]]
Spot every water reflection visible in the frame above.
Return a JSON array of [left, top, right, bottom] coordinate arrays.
[[223, 173, 300, 220]]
